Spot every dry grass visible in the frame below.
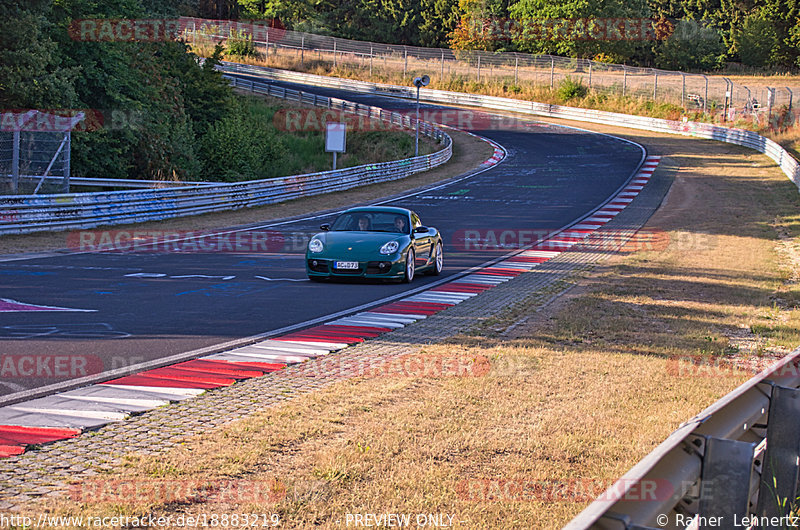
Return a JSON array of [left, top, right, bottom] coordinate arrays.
[[25, 116, 800, 527]]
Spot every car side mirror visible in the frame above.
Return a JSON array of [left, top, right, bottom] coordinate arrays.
[[414, 226, 428, 234], [320, 223, 331, 231]]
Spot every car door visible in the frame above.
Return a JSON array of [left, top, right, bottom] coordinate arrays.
[[411, 211, 432, 266]]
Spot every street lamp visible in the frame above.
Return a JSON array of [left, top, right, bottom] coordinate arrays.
[[413, 75, 430, 157]]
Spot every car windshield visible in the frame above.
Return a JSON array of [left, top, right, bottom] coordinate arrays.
[[331, 211, 410, 234]]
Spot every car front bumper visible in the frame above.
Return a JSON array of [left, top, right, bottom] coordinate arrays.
[[306, 257, 405, 279]]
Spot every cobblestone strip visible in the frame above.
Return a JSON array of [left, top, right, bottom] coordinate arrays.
[[0, 160, 675, 509]]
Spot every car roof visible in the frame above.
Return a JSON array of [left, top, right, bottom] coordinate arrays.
[[342, 206, 411, 215]]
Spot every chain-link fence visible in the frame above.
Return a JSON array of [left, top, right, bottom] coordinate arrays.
[[183, 17, 797, 128], [0, 111, 84, 195]]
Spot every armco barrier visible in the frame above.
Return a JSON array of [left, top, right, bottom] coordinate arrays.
[[225, 64, 800, 529], [222, 62, 800, 189], [0, 76, 451, 235]]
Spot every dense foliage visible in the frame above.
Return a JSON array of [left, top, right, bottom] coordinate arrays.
[[1, 0, 236, 181], [234, 0, 800, 70]]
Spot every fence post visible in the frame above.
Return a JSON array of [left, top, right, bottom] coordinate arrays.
[[767, 87, 775, 127], [550, 56, 554, 89], [11, 130, 19, 194], [477, 54, 481, 82], [404, 46, 408, 77], [441, 50, 445, 79], [61, 132, 70, 193], [703, 75, 708, 114], [653, 70, 658, 99], [588, 61, 592, 90], [514, 55, 518, 86], [333, 39, 337, 68], [622, 66, 627, 97], [787, 87, 793, 110], [300, 35, 305, 67], [681, 73, 685, 107], [370, 44, 373, 76]]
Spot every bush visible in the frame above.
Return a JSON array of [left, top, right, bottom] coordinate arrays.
[[557, 77, 588, 101], [226, 29, 258, 58], [200, 102, 287, 181]]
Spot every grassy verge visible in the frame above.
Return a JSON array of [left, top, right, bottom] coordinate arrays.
[[29, 115, 800, 528]]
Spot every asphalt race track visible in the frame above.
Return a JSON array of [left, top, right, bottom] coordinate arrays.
[[0, 77, 644, 398]]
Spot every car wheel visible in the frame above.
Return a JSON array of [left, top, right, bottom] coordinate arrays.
[[403, 248, 415, 283], [430, 241, 443, 275]]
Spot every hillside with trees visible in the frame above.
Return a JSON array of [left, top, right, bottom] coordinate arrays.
[[2, 0, 795, 181]]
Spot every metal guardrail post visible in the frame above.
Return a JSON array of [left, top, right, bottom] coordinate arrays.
[[697, 436, 755, 529], [756, 384, 800, 521]]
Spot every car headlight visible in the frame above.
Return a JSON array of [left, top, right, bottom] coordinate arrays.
[[380, 240, 399, 255], [308, 238, 324, 253]]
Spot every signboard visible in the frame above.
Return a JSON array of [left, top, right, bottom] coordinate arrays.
[[325, 122, 346, 153]]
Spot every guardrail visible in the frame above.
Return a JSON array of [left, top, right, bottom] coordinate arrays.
[[222, 62, 800, 190], [0, 76, 451, 235], [224, 63, 800, 529], [12, 175, 218, 189]]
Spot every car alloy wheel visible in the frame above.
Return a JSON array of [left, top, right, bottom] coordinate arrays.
[[403, 249, 415, 283], [432, 242, 443, 275]]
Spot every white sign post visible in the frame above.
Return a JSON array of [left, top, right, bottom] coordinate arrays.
[[325, 122, 346, 170]]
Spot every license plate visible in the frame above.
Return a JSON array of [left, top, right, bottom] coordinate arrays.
[[334, 261, 359, 270]]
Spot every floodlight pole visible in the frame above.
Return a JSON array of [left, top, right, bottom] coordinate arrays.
[[415, 84, 421, 157], [413, 75, 429, 157]]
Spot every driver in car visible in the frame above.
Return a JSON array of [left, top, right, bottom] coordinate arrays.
[[393, 216, 407, 233], [357, 216, 371, 231]]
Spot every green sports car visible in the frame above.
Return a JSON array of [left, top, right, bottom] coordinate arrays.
[[306, 206, 443, 282]]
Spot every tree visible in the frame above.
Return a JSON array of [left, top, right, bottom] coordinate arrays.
[[733, 13, 779, 67], [654, 18, 726, 70], [0, 0, 77, 108]]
